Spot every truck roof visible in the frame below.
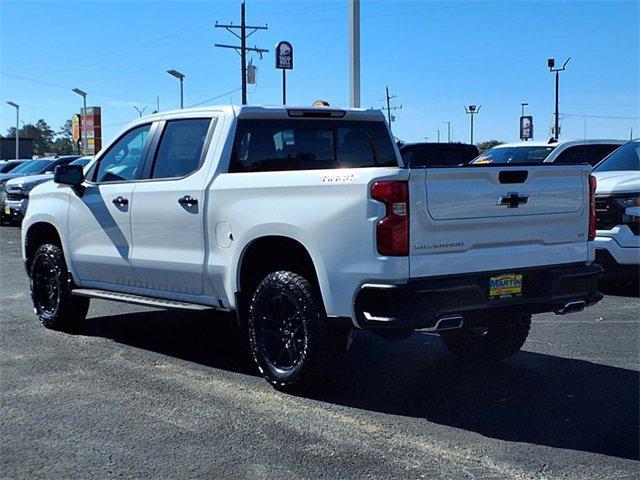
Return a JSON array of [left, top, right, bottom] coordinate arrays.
[[142, 105, 385, 123]]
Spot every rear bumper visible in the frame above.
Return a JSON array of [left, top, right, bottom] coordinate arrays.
[[354, 263, 603, 330]]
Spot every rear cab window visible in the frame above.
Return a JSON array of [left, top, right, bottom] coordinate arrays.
[[229, 119, 398, 172], [471, 145, 556, 165]]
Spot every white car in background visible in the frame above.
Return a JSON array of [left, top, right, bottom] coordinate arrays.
[[472, 139, 625, 166], [592, 140, 640, 282]]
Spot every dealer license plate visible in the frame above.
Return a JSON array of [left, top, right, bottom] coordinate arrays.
[[489, 273, 523, 299]]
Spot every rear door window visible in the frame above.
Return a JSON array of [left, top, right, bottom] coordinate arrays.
[[230, 119, 398, 172], [151, 119, 212, 179]]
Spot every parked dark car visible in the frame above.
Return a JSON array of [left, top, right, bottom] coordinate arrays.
[[2, 157, 92, 225], [0, 160, 29, 174], [0, 156, 80, 224], [400, 142, 480, 167]]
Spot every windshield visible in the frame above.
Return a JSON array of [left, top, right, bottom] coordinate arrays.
[[472, 145, 556, 164], [70, 158, 91, 167], [9, 159, 51, 174], [593, 141, 640, 172]]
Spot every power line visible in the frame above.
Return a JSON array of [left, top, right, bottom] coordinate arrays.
[[215, 1, 268, 105], [562, 112, 640, 120], [187, 87, 242, 108], [1, 72, 154, 105]]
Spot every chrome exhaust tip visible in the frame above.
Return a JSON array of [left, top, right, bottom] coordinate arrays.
[[555, 300, 586, 315], [430, 314, 464, 332]]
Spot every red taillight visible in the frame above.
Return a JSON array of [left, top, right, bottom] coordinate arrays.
[[371, 181, 409, 256], [589, 174, 597, 241]]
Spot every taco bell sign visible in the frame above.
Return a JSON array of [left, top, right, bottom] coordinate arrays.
[[276, 41, 293, 70], [519, 115, 533, 140]]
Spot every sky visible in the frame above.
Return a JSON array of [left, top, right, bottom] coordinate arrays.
[[1, 0, 638, 146]]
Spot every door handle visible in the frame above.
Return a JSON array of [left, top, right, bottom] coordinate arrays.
[[178, 195, 198, 207], [112, 196, 129, 206]]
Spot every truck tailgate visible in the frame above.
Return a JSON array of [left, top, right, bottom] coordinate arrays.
[[408, 165, 593, 278]]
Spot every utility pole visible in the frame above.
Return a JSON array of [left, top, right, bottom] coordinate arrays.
[[436, 129, 440, 142], [215, 1, 268, 105], [381, 86, 402, 135], [349, 0, 361, 107], [464, 105, 481, 145], [6, 102, 19, 159], [445, 122, 451, 143], [548, 57, 570, 141], [133, 106, 147, 117]]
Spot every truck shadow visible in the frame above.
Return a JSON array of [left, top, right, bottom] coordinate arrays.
[[80, 309, 639, 461]]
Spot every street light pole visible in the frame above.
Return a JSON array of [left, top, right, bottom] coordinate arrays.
[[6, 102, 19, 159], [72, 88, 87, 155], [547, 57, 570, 141], [349, 0, 361, 108], [436, 130, 440, 142], [464, 105, 481, 145], [167, 70, 186, 109], [133, 106, 147, 117], [445, 122, 451, 143]]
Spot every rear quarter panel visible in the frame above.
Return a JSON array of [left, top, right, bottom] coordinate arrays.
[[205, 167, 409, 318]]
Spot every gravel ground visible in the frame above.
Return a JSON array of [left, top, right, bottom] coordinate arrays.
[[1, 226, 638, 479]]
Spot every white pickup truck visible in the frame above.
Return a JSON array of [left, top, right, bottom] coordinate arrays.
[[21, 106, 603, 391]]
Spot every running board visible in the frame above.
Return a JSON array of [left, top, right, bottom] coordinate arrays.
[[72, 289, 213, 311]]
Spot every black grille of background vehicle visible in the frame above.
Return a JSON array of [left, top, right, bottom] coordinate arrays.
[[5, 192, 24, 201], [595, 196, 623, 231]]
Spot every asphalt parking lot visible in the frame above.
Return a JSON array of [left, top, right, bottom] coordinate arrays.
[[1, 225, 638, 479]]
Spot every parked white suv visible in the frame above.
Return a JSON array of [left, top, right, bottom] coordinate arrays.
[[21, 106, 603, 391], [472, 139, 625, 166], [592, 140, 640, 282]]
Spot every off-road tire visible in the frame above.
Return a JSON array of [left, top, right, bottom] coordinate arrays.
[[30, 244, 89, 331], [248, 271, 341, 392], [439, 312, 531, 362]]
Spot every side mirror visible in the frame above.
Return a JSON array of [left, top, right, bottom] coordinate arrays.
[[54, 164, 84, 186]]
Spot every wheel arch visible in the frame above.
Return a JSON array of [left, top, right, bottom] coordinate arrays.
[[24, 221, 64, 275], [235, 235, 328, 315]]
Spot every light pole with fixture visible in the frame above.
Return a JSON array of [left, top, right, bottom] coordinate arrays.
[[6, 101, 19, 159], [464, 105, 481, 145], [548, 57, 570, 141], [167, 70, 185, 109], [72, 88, 88, 155]]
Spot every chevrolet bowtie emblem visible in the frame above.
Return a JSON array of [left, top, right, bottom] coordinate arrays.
[[497, 192, 529, 208]]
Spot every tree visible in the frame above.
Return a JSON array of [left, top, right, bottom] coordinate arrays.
[[51, 119, 78, 155], [6, 119, 55, 155], [5, 118, 79, 155], [476, 140, 504, 153]]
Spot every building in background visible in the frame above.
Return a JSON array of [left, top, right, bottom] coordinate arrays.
[[0, 137, 34, 160], [80, 106, 102, 155]]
